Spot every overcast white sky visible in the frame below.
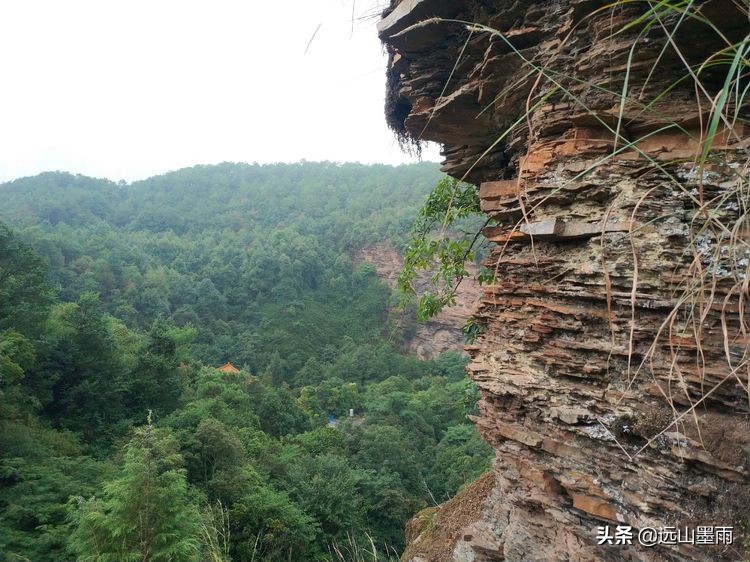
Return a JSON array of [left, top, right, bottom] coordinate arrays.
[[0, 0, 440, 183]]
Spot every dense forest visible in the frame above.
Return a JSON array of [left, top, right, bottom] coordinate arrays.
[[0, 162, 492, 561]]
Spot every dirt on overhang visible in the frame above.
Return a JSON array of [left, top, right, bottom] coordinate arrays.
[[401, 471, 496, 561]]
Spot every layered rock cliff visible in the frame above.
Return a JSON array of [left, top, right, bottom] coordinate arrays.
[[379, 1, 750, 560]]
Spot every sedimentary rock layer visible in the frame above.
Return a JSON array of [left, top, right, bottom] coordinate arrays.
[[380, 0, 750, 560]]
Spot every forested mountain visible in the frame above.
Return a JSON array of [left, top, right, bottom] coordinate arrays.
[[0, 162, 492, 561]]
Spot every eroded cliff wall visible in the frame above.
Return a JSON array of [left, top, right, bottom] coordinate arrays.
[[380, 1, 750, 560]]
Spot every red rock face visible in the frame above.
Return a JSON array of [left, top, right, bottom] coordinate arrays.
[[380, 1, 750, 560]]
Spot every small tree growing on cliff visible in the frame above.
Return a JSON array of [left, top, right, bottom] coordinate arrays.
[[397, 176, 490, 328]]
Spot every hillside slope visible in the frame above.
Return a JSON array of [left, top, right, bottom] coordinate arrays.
[[0, 162, 495, 560]]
